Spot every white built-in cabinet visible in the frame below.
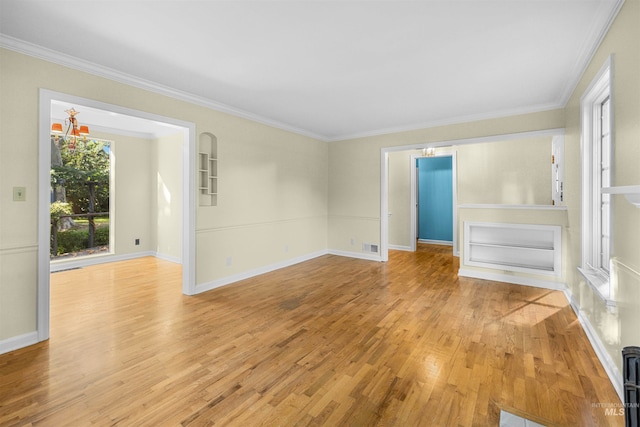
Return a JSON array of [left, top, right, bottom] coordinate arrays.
[[199, 132, 217, 207], [464, 222, 562, 276]]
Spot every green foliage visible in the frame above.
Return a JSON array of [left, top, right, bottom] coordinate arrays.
[[95, 227, 109, 245], [51, 138, 110, 213], [50, 201, 72, 225], [56, 226, 110, 255]]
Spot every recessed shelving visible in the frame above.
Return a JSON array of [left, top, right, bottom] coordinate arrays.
[[198, 133, 217, 207], [464, 222, 562, 276]]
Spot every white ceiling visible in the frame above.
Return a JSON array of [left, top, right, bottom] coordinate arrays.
[[0, 0, 621, 141]]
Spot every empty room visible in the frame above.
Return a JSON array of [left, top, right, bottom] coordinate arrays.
[[1, 1, 639, 426]]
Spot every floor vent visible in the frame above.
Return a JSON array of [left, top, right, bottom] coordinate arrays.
[[362, 243, 379, 253]]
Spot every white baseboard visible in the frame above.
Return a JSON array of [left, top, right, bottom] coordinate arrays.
[[154, 252, 181, 264], [388, 244, 412, 252], [458, 267, 623, 401], [563, 289, 624, 401], [195, 250, 330, 294], [418, 239, 453, 246], [49, 251, 181, 272], [0, 331, 38, 355], [328, 249, 384, 262], [458, 268, 567, 291]]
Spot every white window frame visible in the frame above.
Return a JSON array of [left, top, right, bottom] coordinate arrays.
[[579, 55, 614, 303]]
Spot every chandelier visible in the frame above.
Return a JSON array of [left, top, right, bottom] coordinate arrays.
[[51, 108, 90, 152], [422, 147, 436, 157]]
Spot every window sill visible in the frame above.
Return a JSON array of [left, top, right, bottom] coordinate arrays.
[[577, 267, 615, 307]]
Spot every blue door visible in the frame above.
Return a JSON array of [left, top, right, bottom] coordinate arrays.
[[417, 156, 453, 242]]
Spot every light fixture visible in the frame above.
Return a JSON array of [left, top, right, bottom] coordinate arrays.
[[422, 147, 436, 157], [51, 107, 90, 152]]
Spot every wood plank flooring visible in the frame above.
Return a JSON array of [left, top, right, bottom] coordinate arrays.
[[0, 245, 623, 426]]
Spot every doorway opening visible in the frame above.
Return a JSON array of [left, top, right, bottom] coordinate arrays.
[[50, 102, 114, 260], [38, 89, 197, 342], [409, 151, 458, 255], [415, 154, 455, 247]]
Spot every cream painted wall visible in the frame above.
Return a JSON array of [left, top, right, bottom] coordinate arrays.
[[457, 136, 552, 205], [329, 110, 564, 255], [154, 132, 183, 261], [388, 150, 413, 248], [109, 133, 155, 255], [195, 130, 328, 283], [562, 0, 640, 374], [0, 48, 328, 344]]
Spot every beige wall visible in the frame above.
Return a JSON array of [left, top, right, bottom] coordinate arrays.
[[562, 0, 640, 371], [154, 132, 183, 261], [329, 111, 564, 255], [388, 150, 413, 248], [0, 48, 328, 343], [457, 136, 552, 205], [195, 125, 328, 283], [110, 133, 155, 255]]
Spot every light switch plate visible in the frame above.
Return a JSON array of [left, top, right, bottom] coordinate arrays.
[[13, 186, 26, 201]]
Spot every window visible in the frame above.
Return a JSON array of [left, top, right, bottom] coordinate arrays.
[[579, 56, 614, 302]]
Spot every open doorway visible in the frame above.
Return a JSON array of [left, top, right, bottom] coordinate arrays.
[[50, 102, 114, 261], [380, 129, 564, 262], [38, 89, 197, 342], [407, 150, 458, 254], [413, 154, 455, 248]]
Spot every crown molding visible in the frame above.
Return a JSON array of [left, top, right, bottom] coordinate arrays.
[[327, 103, 563, 142], [556, 0, 625, 106], [1, 0, 624, 146], [0, 34, 327, 142]]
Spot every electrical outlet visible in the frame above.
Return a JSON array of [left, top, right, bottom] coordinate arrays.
[[285, 244, 289, 253], [13, 186, 26, 201], [350, 238, 355, 246], [226, 256, 232, 266], [135, 238, 140, 245]]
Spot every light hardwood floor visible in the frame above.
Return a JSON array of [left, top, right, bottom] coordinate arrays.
[[0, 245, 623, 426]]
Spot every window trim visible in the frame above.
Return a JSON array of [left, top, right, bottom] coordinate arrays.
[[580, 55, 614, 303]]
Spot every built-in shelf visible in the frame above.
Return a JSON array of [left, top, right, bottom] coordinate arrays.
[[198, 133, 218, 207], [464, 222, 562, 276], [602, 185, 640, 207]]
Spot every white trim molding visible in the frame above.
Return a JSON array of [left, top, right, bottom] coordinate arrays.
[[49, 251, 178, 273], [328, 249, 384, 262], [38, 89, 196, 345], [458, 268, 567, 291], [388, 245, 412, 252], [563, 289, 624, 401], [195, 250, 329, 294], [0, 332, 39, 355], [458, 204, 567, 211]]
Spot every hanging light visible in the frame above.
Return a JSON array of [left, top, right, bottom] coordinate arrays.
[[50, 107, 90, 152], [422, 147, 436, 157]]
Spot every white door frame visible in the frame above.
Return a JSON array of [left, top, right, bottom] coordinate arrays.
[[38, 89, 197, 342], [410, 151, 458, 254]]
